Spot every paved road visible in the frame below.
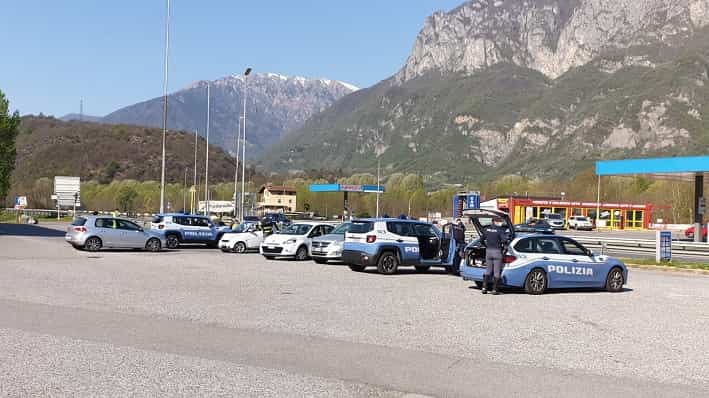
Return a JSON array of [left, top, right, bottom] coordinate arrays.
[[1, 224, 708, 397]]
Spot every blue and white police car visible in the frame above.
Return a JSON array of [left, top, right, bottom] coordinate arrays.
[[342, 218, 467, 275], [151, 213, 231, 249], [461, 209, 628, 295]]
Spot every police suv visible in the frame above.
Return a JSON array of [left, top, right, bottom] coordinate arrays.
[[342, 218, 466, 275], [151, 213, 231, 249], [461, 209, 628, 295]]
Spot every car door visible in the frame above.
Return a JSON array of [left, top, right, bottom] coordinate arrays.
[[94, 218, 119, 247], [117, 219, 146, 248], [189, 217, 211, 243], [560, 238, 606, 287], [414, 223, 440, 261], [306, 225, 325, 252], [385, 222, 419, 264], [534, 236, 570, 288]]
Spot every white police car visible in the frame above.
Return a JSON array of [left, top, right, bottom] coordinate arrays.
[[461, 209, 628, 295], [341, 218, 466, 275], [260, 222, 334, 260]]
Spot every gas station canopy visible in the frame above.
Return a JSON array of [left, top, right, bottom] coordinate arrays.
[[596, 155, 709, 181], [309, 184, 384, 193]]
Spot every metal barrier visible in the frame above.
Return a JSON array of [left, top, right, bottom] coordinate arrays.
[[571, 236, 709, 256]]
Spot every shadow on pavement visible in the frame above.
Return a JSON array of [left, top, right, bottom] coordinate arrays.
[[0, 223, 67, 237]]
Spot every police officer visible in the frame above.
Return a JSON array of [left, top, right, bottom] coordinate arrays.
[[456, 218, 466, 232], [481, 216, 509, 295], [262, 220, 274, 237]]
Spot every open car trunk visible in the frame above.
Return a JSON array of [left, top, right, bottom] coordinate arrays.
[[462, 209, 515, 267]]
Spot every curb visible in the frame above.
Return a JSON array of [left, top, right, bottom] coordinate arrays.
[[626, 263, 709, 275]]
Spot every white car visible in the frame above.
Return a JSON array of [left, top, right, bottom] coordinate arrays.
[[568, 216, 594, 231], [260, 222, 334, 260], [219, 221, 267, 253]]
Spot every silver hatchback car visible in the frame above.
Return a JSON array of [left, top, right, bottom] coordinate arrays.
[[65, 216, 165, 252]]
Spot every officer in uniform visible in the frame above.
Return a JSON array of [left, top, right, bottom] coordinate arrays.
[[481, 216, 509, 295]]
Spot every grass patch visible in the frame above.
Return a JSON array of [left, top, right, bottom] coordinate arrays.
[[621, 258, 709, 271]]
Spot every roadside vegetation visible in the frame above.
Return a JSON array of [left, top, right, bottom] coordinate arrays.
[[621, 258, 709, 271]]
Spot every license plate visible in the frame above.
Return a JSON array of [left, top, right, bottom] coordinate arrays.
[[268, 246, 275, 249]]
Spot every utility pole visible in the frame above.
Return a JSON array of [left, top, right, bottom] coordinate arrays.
[[204, 83, 210, 216], [234, 116, 242, 219], [191, 129, 198, 214], [376, 159, 381, 218], [159, 0, 171, 215], [240, 67, 252, 219]]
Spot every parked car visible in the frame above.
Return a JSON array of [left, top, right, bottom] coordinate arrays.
[[262, 213, 291, 229], [341, 218, 467, 275], [310, 222, 352, 263], [568, 215, 594, 231], [543, 213, 566, 229], [685, 224, 708, 240], [260, 222, 334, 260], [514, 219, 554, 234], [65, 216, 165, 252], [150, 213, 231, 249], [219, 221, 275, 253], [460, 209, 628, 295]]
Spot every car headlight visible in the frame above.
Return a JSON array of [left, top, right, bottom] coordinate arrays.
[[285, 239, 297, 245]]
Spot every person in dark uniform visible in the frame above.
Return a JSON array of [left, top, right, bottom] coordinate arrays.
[[481, 216, 509, 295], [262, 220, 274, 237], [456, 218, 466, 232]]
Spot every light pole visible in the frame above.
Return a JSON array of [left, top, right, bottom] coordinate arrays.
[[159, 0, 171, 214], [204, 83, 210, 216], [234, 116, 242, 219], [192, 129, 198, 214], [376, 159, 381, 218], [240, 67, 252, 219]]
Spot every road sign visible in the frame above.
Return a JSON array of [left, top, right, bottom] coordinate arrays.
[[656, 230, 672, 262], [14, 196, 27, 209], [54, 176, 81, 207]]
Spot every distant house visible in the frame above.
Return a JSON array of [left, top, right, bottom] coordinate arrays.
[[256, 184, 297, 215]]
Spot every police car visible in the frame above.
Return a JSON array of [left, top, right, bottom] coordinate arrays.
[[151, 213, 231, 249], [341, 218, 467, 275], [461, 209, 628, 295]]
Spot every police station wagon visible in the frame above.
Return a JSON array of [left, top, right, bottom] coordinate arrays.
[[461, 209, 628, 295]]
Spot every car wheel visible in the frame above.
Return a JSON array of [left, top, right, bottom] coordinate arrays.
[[524, 268, 547, 295], [314, 259, 328, 264], [415, 265, 430, 273], [348, 264, 366, 272], [233, 242, 246, 254], [145, 238, 161, 252], [606, 267, 624, 293], [377, 252, 399, 275], [84, 237, 102, 252], [295, 245, 309, 261], [165, 234, 179, 249]]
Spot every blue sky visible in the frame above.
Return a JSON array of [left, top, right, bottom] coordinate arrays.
[[1, 0, 463, 117]]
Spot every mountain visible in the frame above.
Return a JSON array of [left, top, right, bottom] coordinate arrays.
[[13, 116, 238, 184], [60, 113, 103, 123], [102, 73, 357, 155], [263, 0, 709, 181]]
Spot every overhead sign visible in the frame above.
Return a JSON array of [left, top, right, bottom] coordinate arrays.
[[14, 196, 27, 209], [54, 176, 81, 207], [467, 192, 481, 209], [309, 184, 384, 193]]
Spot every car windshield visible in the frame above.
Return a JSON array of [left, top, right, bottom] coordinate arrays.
[[279, 224, 312, 235], [349, 221, 374, 233], [331, 223, 352, 235]]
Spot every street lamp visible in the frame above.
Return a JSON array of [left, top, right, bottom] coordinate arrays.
[[159, 0, 171, 214], [240, 67, 252, 219]]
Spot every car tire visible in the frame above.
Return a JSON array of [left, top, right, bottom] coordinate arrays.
[[145, 238, 161, 252], [264, 255, 276, 260], [524, 268, 547, 295], [377, 252, 399, 275], [84, 237, 102, 252], [605, 267, 624, 293], [415, 265, 430, 273], [165, 234, 179, 249], [295, 245, 309, 261], [233, 242, 246, 254], [72, 244, 83, 251], [348, 264, 366, 272], [314, 259, 328, 264]]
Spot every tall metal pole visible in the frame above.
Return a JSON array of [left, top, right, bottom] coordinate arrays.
[[159, 0, 171, 214], [234, 116, 241, 219], [596, 175, 601, 230], [240, 68, 251, 219], [204, 83, 210, 216], [183, 167, 187, 212], [376, 159, 380, 218], [192, 129, 198, 214]]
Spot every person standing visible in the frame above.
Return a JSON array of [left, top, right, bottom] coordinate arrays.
[[481, 216, 509, 295]]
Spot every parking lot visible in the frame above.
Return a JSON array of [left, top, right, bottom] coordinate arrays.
[[1, 223, 708, 397]]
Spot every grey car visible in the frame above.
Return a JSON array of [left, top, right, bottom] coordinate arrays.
[[310, 222, 351, 264], [65, 216, 165, 252]]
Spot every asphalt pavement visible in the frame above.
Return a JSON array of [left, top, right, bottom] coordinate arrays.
[[1, 224, 708, 397]]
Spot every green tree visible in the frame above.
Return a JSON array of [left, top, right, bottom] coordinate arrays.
[[115, 186, 138, 213], [0, 90, 21, 205]]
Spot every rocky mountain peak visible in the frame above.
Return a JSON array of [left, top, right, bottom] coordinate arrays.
[[397, 0, 709, 82]]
